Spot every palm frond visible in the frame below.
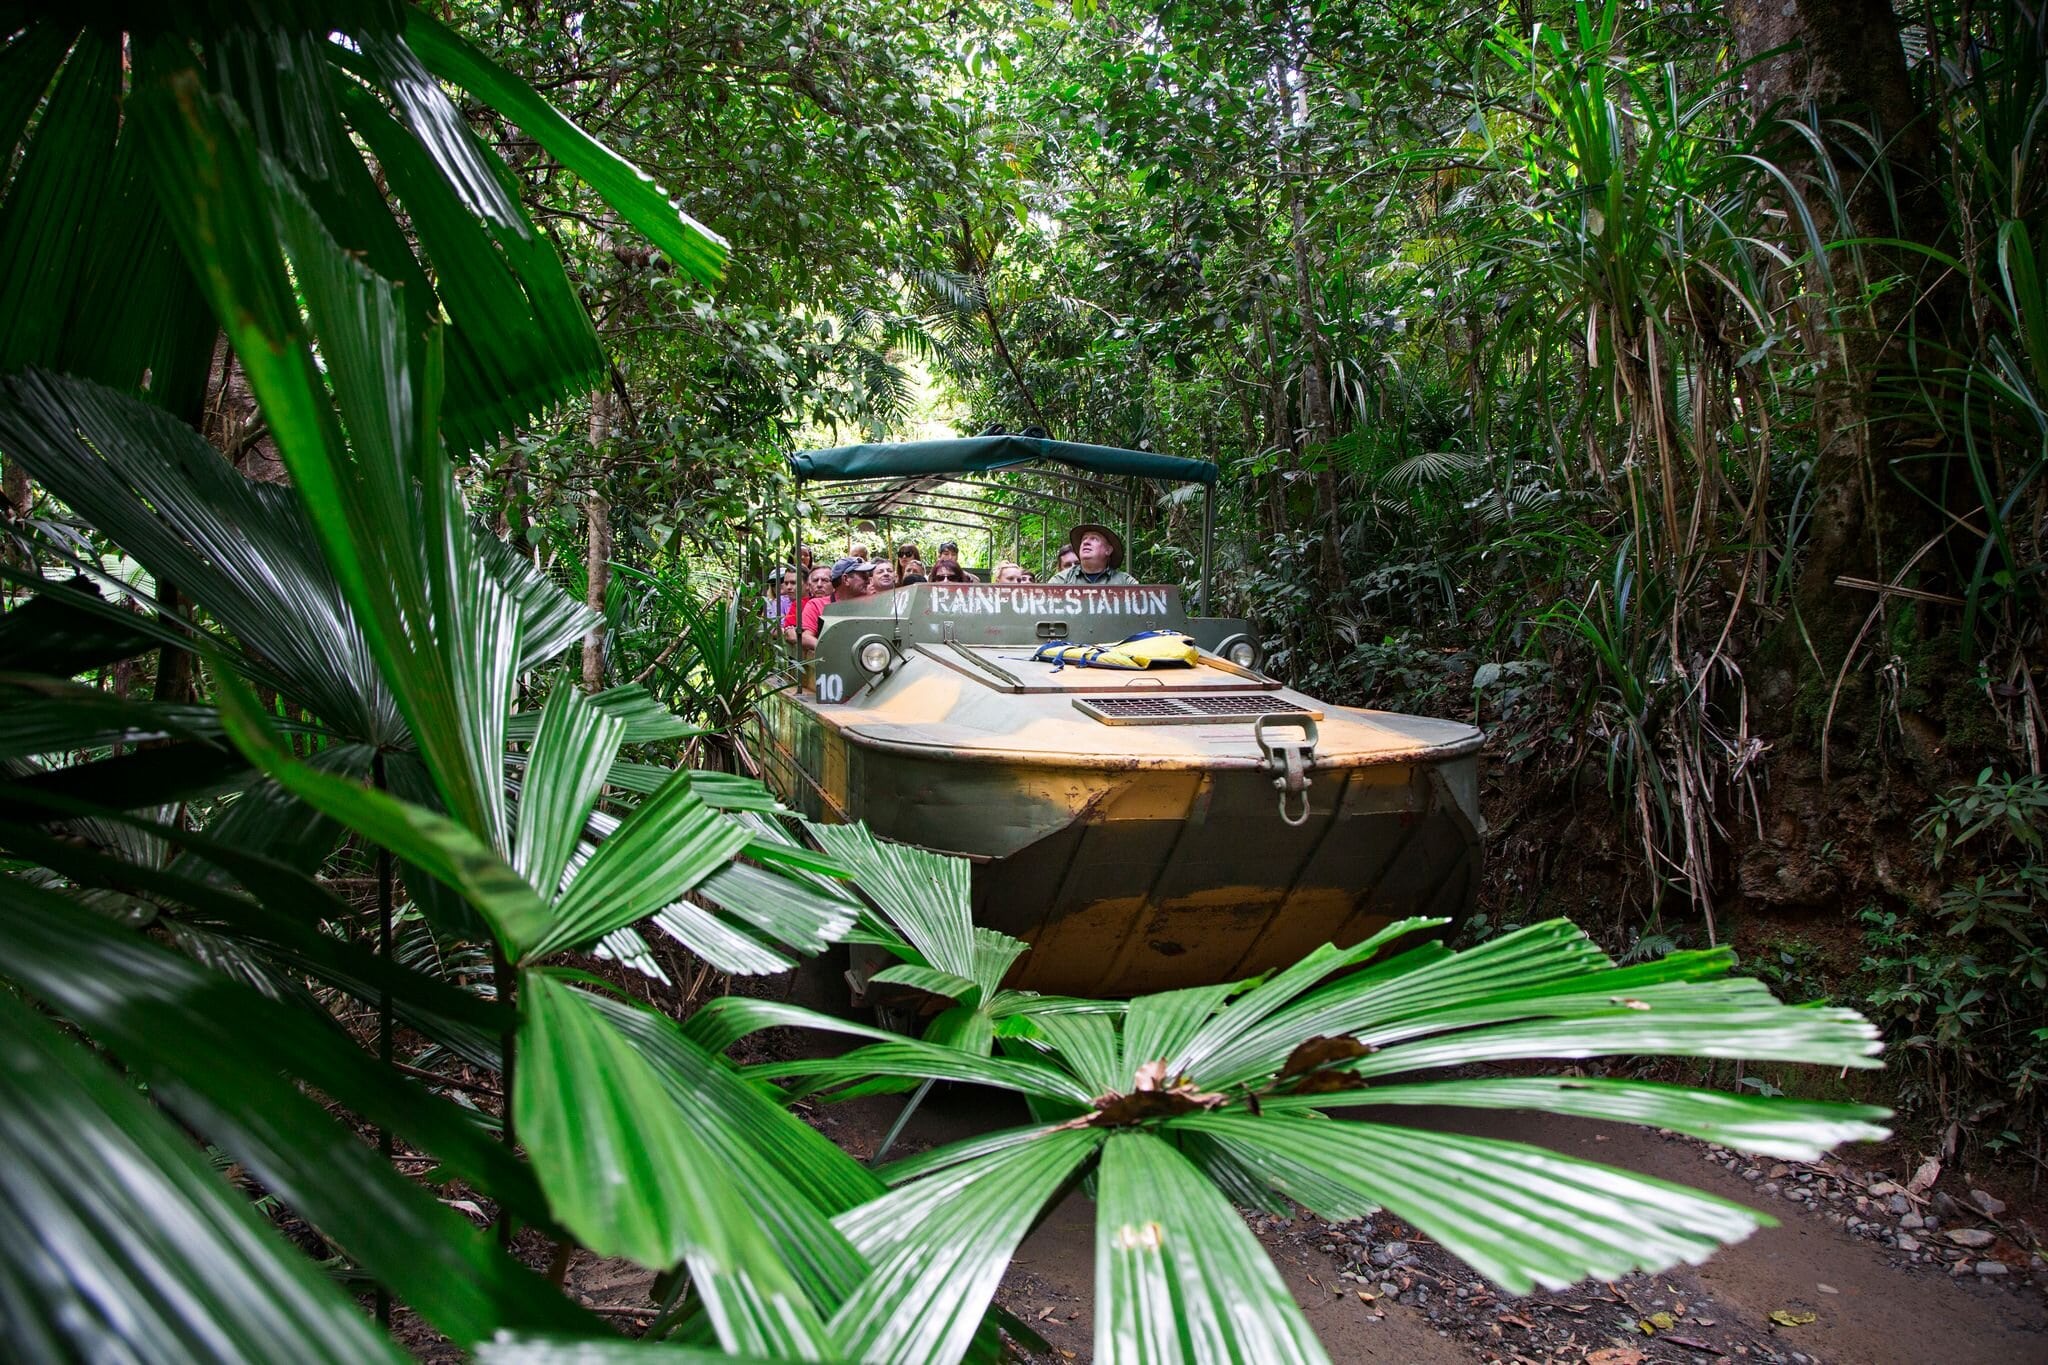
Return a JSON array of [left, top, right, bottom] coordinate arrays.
[[0, 988, 408, 1364], [0, 369, 400, 742], [730, 873, 1887, 1363], [517, 973, 834, 1354], [1380, 448, 1483, 489], [0, 876, 594, 1346]]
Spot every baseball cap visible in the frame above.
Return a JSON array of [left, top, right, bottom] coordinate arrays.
[[830, 556, 876, 582]]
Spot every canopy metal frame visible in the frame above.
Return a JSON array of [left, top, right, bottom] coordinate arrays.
[[810, 488, 1087, 528], [808, 466, 1118, 520]]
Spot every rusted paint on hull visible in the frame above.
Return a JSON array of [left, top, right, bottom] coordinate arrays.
[[969, 763, 1479, 995]]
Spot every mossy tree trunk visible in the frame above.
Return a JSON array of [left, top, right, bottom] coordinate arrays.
[[1729, 0, 1959, 754]]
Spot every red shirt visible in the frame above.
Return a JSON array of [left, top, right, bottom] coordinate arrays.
[[783, 596, 828, 637]]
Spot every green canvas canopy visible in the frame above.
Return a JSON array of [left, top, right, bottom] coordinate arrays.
[[789, 435, 1218, 486]]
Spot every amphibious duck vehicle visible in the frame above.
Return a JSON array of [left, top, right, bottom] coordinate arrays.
[[755, 435, 1483, 997]]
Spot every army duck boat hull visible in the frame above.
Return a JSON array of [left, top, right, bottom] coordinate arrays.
[[757, 582, 1483, 998]]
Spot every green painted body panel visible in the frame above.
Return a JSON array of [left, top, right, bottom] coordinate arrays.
[[755, 583, 1483, 996]]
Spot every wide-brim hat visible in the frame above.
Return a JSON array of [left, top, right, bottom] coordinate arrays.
[[1068, 523, 1124, 569]]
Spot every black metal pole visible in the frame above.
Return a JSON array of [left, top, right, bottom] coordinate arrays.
[[1200, 481, 1215, 616], [1124, 478, 1138, 579]]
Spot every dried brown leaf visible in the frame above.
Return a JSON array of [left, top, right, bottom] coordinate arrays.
[[1276, 1034, 1375, 1080]]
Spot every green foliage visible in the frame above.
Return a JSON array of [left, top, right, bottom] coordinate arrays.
[[906, 0, 1811, 923], [1861, 770, 2048, 1147], [0, 986, 409, 1364], [608, 567, 786, 769], [0, 3, 865, 1352], [435, 0, 987, 598], [0, 1, 1921, 1360], [885, 0, 2048, 970], [1746, 934, 1836, 1008]]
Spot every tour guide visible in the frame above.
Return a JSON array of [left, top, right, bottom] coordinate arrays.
[[1046, 524, 1138, 586]]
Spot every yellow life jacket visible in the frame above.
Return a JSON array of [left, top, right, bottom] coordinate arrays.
[[1028, 629, 1200, 672]]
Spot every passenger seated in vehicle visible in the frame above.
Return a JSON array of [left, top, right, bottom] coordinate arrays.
[[934, 540, 979, 583], [786, 558, 873, 653], [1051, 545, 1078, 577], [782, 563, 832, 649], [1046, 524, 1137, 586], [765, 566, 798, 626], [993, 561, 1029, 584], [929, 561, 969, 583]]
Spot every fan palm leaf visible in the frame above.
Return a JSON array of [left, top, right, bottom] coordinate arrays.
[[0, 988, 409, 1365], [0, 6, 725, 450], [0, 876, 598, 1347], [0, 9, 859, 1356], [698, 874, 1887, 1365]]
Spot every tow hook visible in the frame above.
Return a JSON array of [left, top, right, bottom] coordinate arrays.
[[1255, 713, 1319, 827]]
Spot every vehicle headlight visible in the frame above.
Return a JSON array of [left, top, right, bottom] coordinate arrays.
[[858, 639, 893, 674], [1228, 641, 1257, 668]]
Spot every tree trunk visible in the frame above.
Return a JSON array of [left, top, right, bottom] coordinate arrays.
[[581, 388, 612, 692], [1729, 0, 1951, 712], [1729, 0, 1934, 201], [496, 442, 529, 547], [956, 217, 1048, 430], [1289, 182, 1341, 579], [1258, 300, 1294, 539], [1274, 35, 1343, 591], [0, 455, 28, 575], [1, 457, 26, 521], [152, 581, 196, 704]]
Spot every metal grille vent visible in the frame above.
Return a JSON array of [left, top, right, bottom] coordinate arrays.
[[1088, 697, 1189, 718], [1181, 695, 1308, 716], [1076, 695, 1319, 726]]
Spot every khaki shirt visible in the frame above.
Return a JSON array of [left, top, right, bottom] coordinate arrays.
[[1047, 565, 1138, 586]]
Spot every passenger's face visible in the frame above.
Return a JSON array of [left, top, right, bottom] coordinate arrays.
[[838, 571, 871, 598], [805, 567, 832, 595], [780, 573, 798, 596], [904, 559, 925, 577], [1078, 533, 1111, 569], [997, 565, 1027, 584], [872, 564, 897, 589]]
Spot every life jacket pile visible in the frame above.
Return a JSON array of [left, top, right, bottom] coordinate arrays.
[[1027, 629, 1201, 672]]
